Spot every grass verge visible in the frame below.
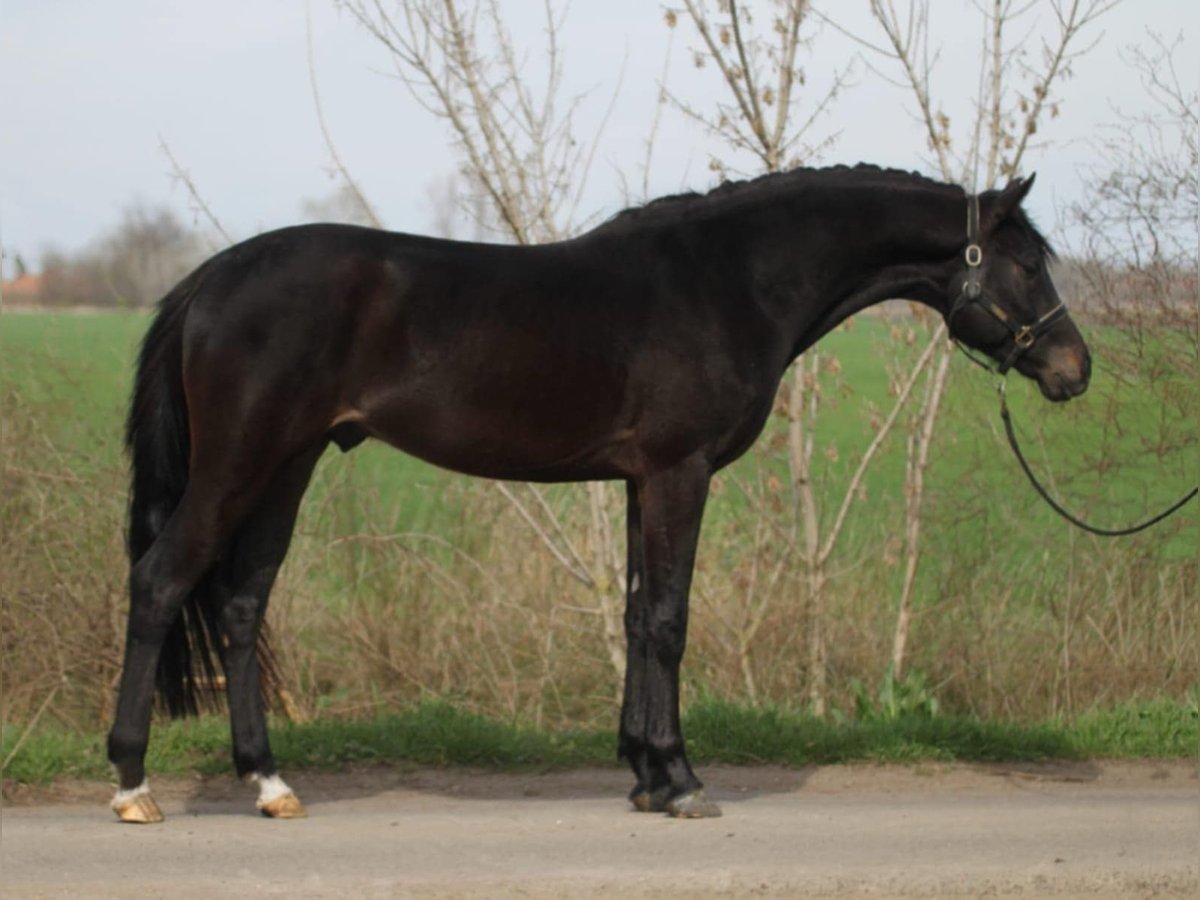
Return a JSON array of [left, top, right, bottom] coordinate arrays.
[[4, 697, 1196, 787]]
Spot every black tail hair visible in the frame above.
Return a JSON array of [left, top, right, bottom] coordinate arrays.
[[125, 265, 277, 717]]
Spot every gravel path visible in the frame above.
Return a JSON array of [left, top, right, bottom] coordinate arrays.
[[3, 761, 1197, 897]]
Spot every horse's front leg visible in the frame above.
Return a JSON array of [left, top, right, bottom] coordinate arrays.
[[619, 479, 653, 805], [620, 457, 721, 818]]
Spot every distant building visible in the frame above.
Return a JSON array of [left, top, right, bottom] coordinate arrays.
[[1, 272, 44, 304]]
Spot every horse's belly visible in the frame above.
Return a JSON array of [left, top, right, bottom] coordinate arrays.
[[360, 395, 635, 483]]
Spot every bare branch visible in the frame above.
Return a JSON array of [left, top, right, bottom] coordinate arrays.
[[865, 0, 953, 179], [681, 0, 762, 160], [818, 324, 944, 565], [158, 138, 233, 246], [1007, 0, 1126, 177], [306, 3, 383, 228], [728, 0, 769, 156], [493, 483, 595, 587]]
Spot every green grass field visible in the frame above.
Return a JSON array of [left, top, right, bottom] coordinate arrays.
[[2, 308, 1196, 754]]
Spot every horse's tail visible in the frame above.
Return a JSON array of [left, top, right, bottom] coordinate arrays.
[[126, 265, 224, 717]]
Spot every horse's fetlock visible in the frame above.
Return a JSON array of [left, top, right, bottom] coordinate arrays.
[[107, 726, 148, 768], [645, 732, 683, 760]]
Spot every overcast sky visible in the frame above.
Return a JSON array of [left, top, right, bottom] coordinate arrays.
[[1, 0, 1195, 269]]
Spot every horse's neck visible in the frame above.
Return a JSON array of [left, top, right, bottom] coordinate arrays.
[[764, 182, 967, 358]]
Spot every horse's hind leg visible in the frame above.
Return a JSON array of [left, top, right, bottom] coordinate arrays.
[[216, 443, 325, 818], [108, 487, 258, 821], [108, 443, 306, 822]]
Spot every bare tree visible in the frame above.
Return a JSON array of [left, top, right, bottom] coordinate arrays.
[[838, 0, 1123, 683], [339, 0, 610, 243], [1068, 31, 1196, 290], [667, 0, 848, 177], [670, 0, 937, 714], [676, 1, 1122, 711], [339, 0, 630, 683], [1062, 30, 1197, 450], [99, 205, 205, 307], [34, 204, 203, 309]]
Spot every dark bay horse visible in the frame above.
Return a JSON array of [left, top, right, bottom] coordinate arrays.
[[108, 165, 1090, 823]]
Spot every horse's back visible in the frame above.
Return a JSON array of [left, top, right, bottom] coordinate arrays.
[[177, 225, 648, 479]]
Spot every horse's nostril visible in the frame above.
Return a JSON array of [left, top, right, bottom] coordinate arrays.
[[1065, 345, 1092, 385]]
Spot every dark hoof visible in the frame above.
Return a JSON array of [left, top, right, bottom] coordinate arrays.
[[628, 784, 670, 813], [666, 789, 722, 818]]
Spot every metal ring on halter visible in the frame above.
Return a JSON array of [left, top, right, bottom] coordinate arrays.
[[965, 244, 982, 267]]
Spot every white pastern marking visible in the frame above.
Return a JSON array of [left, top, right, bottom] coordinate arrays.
[[111, 779, 151, 810], [250, 772, 294, 808], [630, 572, 640, 593]]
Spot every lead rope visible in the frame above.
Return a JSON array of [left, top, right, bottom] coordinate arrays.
[[995, 381, 1197, 537], [956, 192, 1196, 536]]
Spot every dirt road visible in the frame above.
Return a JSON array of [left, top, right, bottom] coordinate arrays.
[[3, 761, 1197, 897]]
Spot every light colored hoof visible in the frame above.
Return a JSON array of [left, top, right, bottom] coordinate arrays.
[[666, 789, 722, 819], [258, 792, 307, 819], [113, 792, 165, 824]]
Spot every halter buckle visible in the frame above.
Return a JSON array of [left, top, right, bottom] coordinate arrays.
[[1014, 325, 1035, 349], [965, 244, 982, 267]]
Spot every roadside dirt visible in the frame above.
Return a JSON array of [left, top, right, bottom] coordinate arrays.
[[3, 760, 1197, 897]]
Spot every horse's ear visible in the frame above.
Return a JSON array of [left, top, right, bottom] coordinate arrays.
[[986, 173, 1036, 229]]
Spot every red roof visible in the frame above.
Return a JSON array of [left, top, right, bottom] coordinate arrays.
[[1, 273, 43, 297]]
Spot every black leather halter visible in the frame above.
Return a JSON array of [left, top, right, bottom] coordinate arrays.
[[947, 193, 1068, 374], [948, 195, 1196, 536]]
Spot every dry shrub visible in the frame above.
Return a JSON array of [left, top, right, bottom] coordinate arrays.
[[926, 535, 1197, 719], [271, 475, 620, 729], [0, 387, 127, 730]]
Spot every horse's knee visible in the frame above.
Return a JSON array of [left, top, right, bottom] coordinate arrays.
[[646, 611, 687, 664]]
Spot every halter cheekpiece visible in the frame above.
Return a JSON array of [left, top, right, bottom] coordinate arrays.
[[948, 192, 1068, 374]]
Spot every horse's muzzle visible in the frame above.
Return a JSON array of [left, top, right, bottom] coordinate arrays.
[[1033, 344, 1091, 402]]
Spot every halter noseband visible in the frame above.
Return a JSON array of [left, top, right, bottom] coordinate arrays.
[[947, 193, 1068, 374]]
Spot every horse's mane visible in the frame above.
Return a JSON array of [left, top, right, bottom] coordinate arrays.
[[597, 162, 1054, 259], [599, 163, 959, 230]]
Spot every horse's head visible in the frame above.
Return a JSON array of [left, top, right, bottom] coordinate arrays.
[[946, 175, 1090, 402]]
